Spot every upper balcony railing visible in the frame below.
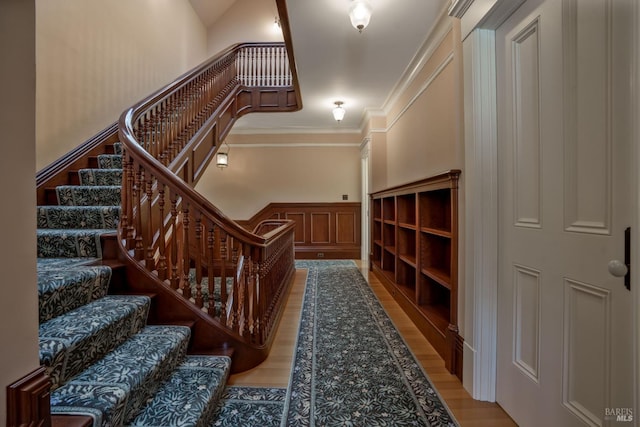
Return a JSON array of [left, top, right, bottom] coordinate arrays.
[[117, 40, 301, 368]]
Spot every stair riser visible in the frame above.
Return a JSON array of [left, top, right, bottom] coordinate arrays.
[[56, 186, 121, 207], [78, 169, 122, 186], [38, 266, 111, 323], [37, 207, 120, 230], [37, 229, 110, 258]]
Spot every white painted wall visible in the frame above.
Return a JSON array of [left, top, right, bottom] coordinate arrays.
[[206, 0, 283, 56], [36, 0, 208, 170], [0, 0, 39, 419]]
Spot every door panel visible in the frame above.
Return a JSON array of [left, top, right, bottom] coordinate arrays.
[[496, 0, 633, 425]]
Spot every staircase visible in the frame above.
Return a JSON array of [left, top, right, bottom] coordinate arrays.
[[37, 142, 232, 426]]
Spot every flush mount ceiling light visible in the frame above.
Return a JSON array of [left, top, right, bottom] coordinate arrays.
[[349, 0, 372, 33], [332, 101, 346, 122]]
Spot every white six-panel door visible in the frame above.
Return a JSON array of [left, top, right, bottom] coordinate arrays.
[[496, 0, 634, 425]]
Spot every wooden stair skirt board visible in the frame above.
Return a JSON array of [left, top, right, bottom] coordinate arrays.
[[6, 366, 51, 427], [241, 202, 362, 260], [369, 170, 463, 380]]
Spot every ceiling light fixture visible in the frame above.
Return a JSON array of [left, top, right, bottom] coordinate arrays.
[[332, 101, 346, 122], [349, 0, 372, 33], [216, 140, 230, 169]]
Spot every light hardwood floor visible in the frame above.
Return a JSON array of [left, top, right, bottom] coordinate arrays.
[[229, 262, 517, 426]]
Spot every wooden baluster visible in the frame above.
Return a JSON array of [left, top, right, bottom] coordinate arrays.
[[134, 166, 144, 260], [123, 154, 135, 248], [167, 96, 176, 159], [253, 260, 262, 343], [239, 254, 250, 336], [218, 227, 228, 326], [181, 206, 191, 299], [158, 102, 168, 165], [207, 221, 216, 317], [194, 212, 203, 309], [145, 174, 155, 270], [169, 191, 179, 290], [142, 114, 151, 153], [156, 184, 167, 281], [221, 230, 233, 327], [246, 255, 256, 338]]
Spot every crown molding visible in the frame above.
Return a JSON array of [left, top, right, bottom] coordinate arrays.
[[448, 0, 475, 18], [381, 2, 453, 116]]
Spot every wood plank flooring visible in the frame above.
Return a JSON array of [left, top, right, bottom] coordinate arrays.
[[229, 262, 517, 426]]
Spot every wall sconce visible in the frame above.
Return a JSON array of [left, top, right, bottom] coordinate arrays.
[[273, 16, 281, 31], [349, 0, 372, 33], [332, 101, 346, 122], [216, 141, 230, 169]]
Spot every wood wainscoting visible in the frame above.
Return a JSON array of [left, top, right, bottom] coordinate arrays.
[[240, 202, 361, 259]]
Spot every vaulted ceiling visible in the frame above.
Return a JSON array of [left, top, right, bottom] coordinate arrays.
[[190, 0, 449, 134]]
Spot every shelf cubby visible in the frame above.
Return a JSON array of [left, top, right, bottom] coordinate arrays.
[[419, 189, 451, 234], [397, 259, 417, 296], [398, 227, 417, 266], [397, 193, 417, 227], [369, 170, 461, 379], [382, 197, 395, 222]]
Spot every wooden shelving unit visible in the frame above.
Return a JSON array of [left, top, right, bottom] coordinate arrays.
[[370, 170, 462, 378]]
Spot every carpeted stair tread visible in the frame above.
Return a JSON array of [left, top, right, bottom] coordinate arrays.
[[38, 262, 112, 323], [97, 154, 122, 169], [126, 355, 232, 426], [51, 325, 191, 426], [40, 295, 151, 390], [37, 206, 120, 229], [37, 228, 113, 258], [78, 169, 122, 186], [113, 142, 123, 155]]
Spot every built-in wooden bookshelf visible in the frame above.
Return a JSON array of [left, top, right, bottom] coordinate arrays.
[[370, 170, 462, 378]]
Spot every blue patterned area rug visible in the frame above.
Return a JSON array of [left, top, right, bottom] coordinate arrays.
[[281, 260, 458, 427]]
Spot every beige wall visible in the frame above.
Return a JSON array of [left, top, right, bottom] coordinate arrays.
[[0, 0, 40, 419], [195, 133, 361, 220], [206, 0, 283, 56], [378, 25, 463, 190], [36, 0, 208, 170]]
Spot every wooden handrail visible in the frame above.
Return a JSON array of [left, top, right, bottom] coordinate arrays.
[[117, 41, 299, 350]]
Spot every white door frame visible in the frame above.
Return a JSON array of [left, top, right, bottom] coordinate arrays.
[[451, 0, 640, 409]]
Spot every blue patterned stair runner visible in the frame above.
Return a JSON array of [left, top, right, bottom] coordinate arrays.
[[37, 145, 232, 426]]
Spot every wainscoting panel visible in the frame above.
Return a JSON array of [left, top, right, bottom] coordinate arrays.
[[311, 213, 331, 244], [286, 212, 306, 244], [242, 202, 361, 259], [336, 211, 357, 244]]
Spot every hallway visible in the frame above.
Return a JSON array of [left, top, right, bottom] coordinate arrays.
[[229, 262, 516, 426]]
